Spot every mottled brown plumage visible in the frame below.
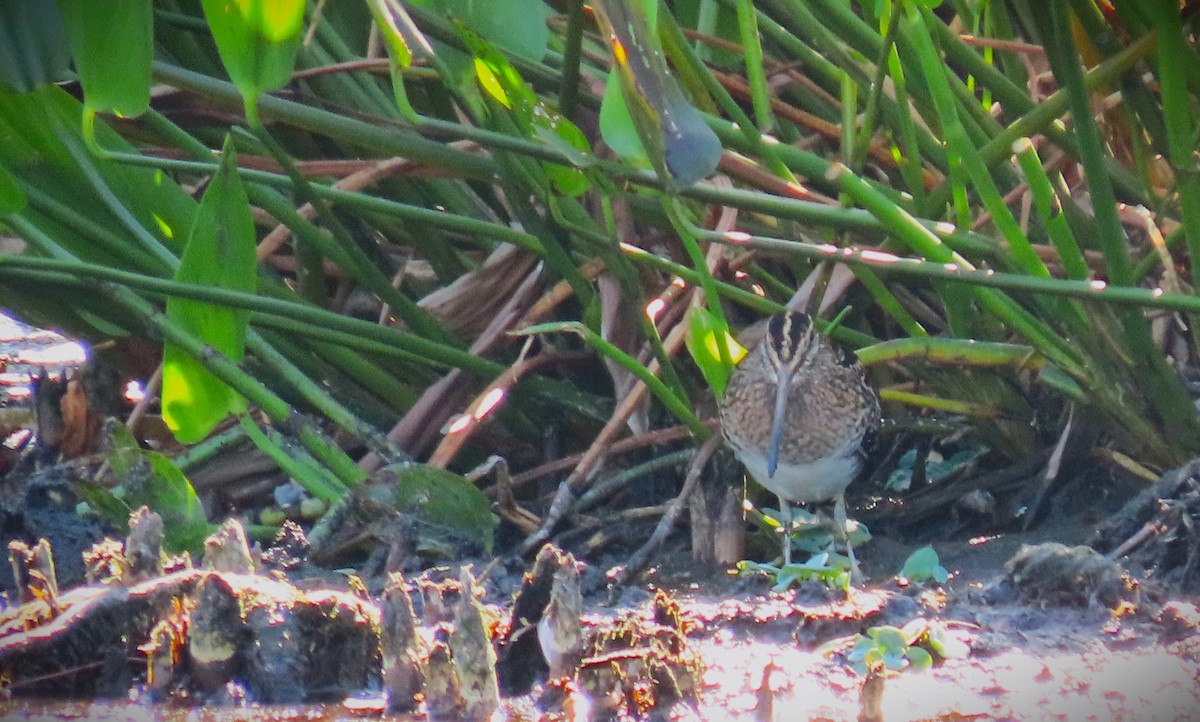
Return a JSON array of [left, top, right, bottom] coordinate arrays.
[[720, 312, 880, 569]]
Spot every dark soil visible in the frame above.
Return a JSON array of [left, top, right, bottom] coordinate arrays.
[[3, 468, 1199, 722]]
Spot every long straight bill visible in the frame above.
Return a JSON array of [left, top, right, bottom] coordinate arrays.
[[767, 363, 793, 478]]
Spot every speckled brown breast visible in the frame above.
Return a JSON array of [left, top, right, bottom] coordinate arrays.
[[720, 326, 879, 503]]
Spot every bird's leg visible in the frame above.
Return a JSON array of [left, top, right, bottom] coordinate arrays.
[[833, 493, 861, 582], [777, 495, 793, 566]]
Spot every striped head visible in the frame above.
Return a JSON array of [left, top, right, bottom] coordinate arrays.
[[761, 312, 822, 479]]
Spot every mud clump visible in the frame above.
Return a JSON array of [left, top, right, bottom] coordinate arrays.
[[990, 542, 1137, 609]]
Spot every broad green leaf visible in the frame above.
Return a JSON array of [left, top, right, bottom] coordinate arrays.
[[473, 57, 511, 107], [74, 483, 133, 534], [163, 136, 256, 443], [404, 0, 548, 98], [849, 625, 923, 674], [600, 72, 648, 161], [0, 163, 27, 216], [58, 0, 153, 117], [200, 0, 305, 123], [593, 0, 722, 188], [141, 452, 210, 552], [0, 86, 193, 340], [457, 23, 592, 196], [105, 422, 144, 478], [0, 87, 193, 266], [672, 0, 742, 68], [0, 1, 70, 92], [410, 0, 549, 61], [685, 306, 745, 398], [390, 463, 499, 555], [900, 545, 950, 583], [906, 645, 933, 671], [81, 442, 210, 553], [868, 626, 911, 670], [161, 328, 242, 447], [532, 121, 593, 168]]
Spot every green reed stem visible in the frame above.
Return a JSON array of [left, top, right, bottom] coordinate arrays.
[[1144, 0, 1200, 280], [517, 321, 710, 438], [1012, 138, 1090, 281], [734, 0, 773, 130]]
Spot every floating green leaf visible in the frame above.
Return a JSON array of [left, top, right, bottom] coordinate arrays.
[[849, 624, 930, 673], [870, 626, 912, 670], [162, 136, 256, 443], [906, 645, 933, 671]]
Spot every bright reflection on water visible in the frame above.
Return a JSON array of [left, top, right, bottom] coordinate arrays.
[[0, 312, 88, 401]]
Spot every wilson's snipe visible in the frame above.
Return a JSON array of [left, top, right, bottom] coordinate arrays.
[[720, 312, 880, 570]]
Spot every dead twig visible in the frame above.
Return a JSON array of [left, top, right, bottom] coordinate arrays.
[[468, 456, 541, 536], [257, 156, 410, 262], [558, 505, 670, 553], [520, 306, 697, 555], [1106, 513, 1170, 560], [615, 434, 723, 586], [359, 249, 545, 471], [498, 423, 712, 497]]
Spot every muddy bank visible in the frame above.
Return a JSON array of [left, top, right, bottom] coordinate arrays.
[[2, 500, 1199, 721]]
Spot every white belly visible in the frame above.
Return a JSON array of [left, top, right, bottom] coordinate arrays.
[[737, 442, 862, 504]]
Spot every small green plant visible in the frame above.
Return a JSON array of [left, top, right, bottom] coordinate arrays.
[[848, 625, 932, 674], [885, 446, 987, 492], [900, 545, 950, 584], [739, 553, 851, 593], [777, 507, 872, 557], [747, 504, 873, 557], [74, 424, 209, 553], [739, 505, 872, 590], [847, 617, 969, 674]]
